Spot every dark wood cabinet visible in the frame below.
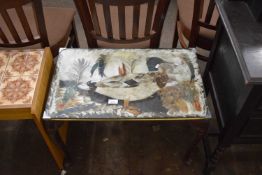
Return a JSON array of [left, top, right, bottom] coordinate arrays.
[[203, 0, 262, 173], [247, 0, 262, 21]]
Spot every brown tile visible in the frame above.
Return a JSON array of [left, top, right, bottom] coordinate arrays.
[[0, 51, 10, 81], [4, 51, 43, 77], [0, 75, 37, 107]]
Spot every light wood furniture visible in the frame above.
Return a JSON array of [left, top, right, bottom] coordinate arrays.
[[0, 0, 78, 56], [173, 0, 219, 61], [0, 48, 64, 170], [73, 0, 170, 48]]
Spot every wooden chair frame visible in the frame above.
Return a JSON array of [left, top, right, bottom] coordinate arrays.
[[173, 0, 218, 61], [0, 0, 79, 56], [74, 0, 171, 48], [0, 0, 49, 48]]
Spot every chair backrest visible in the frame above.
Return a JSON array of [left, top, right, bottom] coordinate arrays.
[[0, 0, 49, 48], [189, 0, 217, 47], [74, 0, 171, 48]]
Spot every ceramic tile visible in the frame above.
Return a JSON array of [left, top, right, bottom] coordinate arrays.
[[0, 51, 10, 80], [0, 75, 37, 107], [4, 51, 43, 77]]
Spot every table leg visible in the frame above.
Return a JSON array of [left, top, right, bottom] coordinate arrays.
[[184, 120, 209, 165], [44, 121, 72, 168], [33, 117, 65, 170]]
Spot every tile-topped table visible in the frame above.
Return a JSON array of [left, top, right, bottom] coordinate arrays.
[[0, 48, 65, 169], [43, 48, 211, 167]]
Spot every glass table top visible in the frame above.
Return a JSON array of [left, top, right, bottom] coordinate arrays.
[[43, 48, 210, 120]]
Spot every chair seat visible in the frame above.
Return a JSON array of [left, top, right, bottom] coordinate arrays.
[[177, 0, 219, 40], [44, 7, 75, 54], [97, 40, 150, 48], [0, 7, 75, 55]]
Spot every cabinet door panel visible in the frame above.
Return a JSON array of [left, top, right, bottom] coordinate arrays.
[[241, 117, 262, 136]]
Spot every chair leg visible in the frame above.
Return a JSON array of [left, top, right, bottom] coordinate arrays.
[[197, 53, 209, 62], [72, 20, 80, 48], [184, 120, 209, 165], [173, 11, 179, 48], [67, 20, 80, 48], [173, 22, 179, 48]]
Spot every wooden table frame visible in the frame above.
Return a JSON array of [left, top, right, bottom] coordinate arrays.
[[0, 48, 65, 170], [45, 119, 210, 169], [42, 48, 212, 170]]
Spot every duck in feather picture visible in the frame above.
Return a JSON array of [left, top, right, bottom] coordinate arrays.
[[45, 49, 208, 119]]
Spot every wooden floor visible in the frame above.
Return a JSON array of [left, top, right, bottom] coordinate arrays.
[[0, 0, 262, 175], [0, 120, 262, 175]]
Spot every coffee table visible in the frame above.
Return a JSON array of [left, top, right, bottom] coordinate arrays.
[[0, 48, 65, 169], [43, 48, 211, 168]]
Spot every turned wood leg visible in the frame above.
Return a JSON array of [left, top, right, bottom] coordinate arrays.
[[203, 144, 227, 175], [184, 120, 209, 165], [44, 121, 72, 168]]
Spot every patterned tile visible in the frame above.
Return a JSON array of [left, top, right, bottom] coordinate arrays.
[[0, 75, 38, 106], [4, 51, 43, 77], [0, 51, 9, 80], [0, 50, 44, 107]]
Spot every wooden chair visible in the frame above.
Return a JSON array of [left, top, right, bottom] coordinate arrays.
[[73, 0, 171, 48], [0, 0, 79, 56], [173, 0, 219, 61]]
